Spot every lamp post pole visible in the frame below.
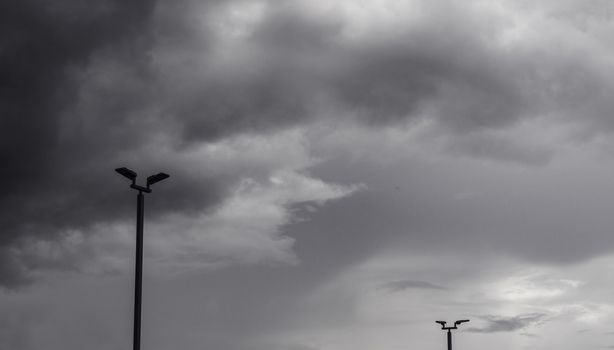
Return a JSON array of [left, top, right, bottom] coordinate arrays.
[[435, 319, 470, 350], [116, 167, 169, 350], [134, 191, 144, 350]]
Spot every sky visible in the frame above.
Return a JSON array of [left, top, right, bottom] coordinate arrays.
[[4, 0, 614, 349]]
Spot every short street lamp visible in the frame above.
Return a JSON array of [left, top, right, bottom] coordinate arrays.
[[116, 167, 169, 350], [435, 319, 470, 350]]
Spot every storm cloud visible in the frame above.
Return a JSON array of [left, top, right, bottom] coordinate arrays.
[[5, 0, 614, 285]]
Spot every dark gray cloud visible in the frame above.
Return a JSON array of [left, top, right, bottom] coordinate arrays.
[[0, 0, 162, 284], [0, 0, 256, 286], [2, 0, 614, 289], [0, 0, 149, 209], [166, 0, 531, 140], [381, 279, 446, 292], [467, 313, 548, 333]]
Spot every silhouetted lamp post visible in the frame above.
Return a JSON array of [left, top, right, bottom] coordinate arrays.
[[435, 319, 470, 350], [115, 167, 169, 350]]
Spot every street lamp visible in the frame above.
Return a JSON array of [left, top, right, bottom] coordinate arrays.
[[435, 319, 470, 350], [116, 167, 169, 350]]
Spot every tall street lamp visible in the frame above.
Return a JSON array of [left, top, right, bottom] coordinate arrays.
[[435, 319, 470, 350], [116, 167, 169, 350]]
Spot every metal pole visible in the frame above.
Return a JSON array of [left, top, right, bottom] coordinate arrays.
[[116, 167, 168, 350], [447, 329, 452, 350], [133, 191, 144, 350]]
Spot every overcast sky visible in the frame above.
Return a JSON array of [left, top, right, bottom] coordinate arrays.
[[4, 0, 614, 349]]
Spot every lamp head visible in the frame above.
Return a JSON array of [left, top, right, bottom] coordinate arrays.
[[436, 321, 447, 327], [147, 172, 170, 187], [115, 167, 137, 181], [454, 319, 470, 325]]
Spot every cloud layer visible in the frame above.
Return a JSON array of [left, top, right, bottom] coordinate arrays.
[[5, 0, 614, 285]]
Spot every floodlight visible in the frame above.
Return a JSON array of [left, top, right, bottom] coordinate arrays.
[[436, 319, 469, 350], [116, 167, 137, 181], [146, 172, 170, 186]]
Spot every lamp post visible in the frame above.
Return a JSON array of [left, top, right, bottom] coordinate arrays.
[[435, 319, 470, 350], [116, 167, 169, 350]]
